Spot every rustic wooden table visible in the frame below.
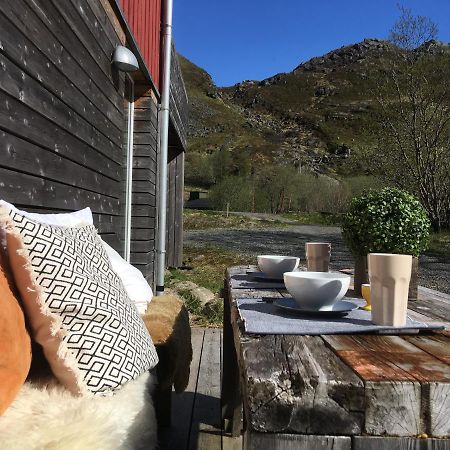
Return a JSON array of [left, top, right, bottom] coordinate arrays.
[[222, 266, 450, 450]]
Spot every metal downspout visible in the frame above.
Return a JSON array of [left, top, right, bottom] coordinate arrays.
[[155, 0, 173, 295], [124, 79, 134, 262]]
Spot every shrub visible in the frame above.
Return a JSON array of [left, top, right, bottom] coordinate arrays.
[[345, 176, 385, 198], [209, 176, 253, 211], [342, 187, 431, 256], [185, 152, 215, 187], [292, 173, 350, 214]]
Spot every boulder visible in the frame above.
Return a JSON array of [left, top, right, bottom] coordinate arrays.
[[172, 280, 215, 307], [191, 286, 215, 307]]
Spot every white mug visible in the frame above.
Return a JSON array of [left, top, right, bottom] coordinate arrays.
[[305, 242, 331, 272]]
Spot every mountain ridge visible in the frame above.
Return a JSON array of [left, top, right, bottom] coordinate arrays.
[[179, 38, 450, 184]]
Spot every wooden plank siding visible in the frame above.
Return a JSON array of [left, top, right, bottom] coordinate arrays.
[[0, 0, 188, 284], [166, 147, 184, 268], [0, 0, 127, 243], [117, 0, 188, 269], [130, 85, 159, 280], [169, 43, 189, 151]]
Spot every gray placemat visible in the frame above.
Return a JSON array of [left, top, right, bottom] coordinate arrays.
[[230, 273, 285, 290], [236, 297, 445, 335]]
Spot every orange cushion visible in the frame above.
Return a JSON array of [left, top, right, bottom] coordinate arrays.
[[0, 253, 31, 415]]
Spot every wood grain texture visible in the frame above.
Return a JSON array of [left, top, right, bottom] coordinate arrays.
[[239, 334, 364, 435], [129, 83, 158, 281], [0, 167, 119, 214], [222, 434, 243, 450], [225, 266, 450, 444], [0, 92, 120, 180], [222, 279, 244, 437], [406, 336, 450, 365], [169, 46, 188, 150], [92, 0, 126, 46], [244, 433, 351, 450], [0, 11, 122, 141], [189, 329, 222, 450], [353, 436, 450, 449], [364, 380, 422, 436], [324, 335, 450, 436], [409, 297, 450, 323], [166, 148, 184, 268], [170, 328, 205, 450], [0, 0, 130, 258]]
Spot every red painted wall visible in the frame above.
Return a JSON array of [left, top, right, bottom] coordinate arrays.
[[119, 0, 161, 89]]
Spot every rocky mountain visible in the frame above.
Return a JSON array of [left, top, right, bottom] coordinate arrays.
[[179, 39, 450, 183]]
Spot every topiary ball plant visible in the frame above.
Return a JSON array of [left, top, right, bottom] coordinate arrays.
[[342, 187, 431, 257]]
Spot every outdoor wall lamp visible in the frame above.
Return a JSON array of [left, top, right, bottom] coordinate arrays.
[[111, 45, 139, 72]]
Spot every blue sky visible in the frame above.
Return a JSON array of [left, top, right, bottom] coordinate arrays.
[[173, 0, 450, 87]]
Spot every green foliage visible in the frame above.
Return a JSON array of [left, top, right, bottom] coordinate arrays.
[[184, 209, 294, 230], [177, 289, 203, 316], [428, 231, 450, 259], [281, 211, 343, 226], [345, 175, 385, 198], [184, 152, 215, 187], [342, 187, 431, 257], [209, 167, 353, 215], [291, 172, 350, 214], [209, 176, 253, 211]]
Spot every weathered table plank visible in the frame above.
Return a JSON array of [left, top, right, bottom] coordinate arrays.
[[406, 335, 450, 365], [409, 293, 450, 323], [245, 433, 351, 450], [223, 266, 450, 449], [324, 334, 450, 437], [353, 436, 450, 450], [240, 334, 365, 435]]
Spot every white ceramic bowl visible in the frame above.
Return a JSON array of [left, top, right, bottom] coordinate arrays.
[[284, 271, 351, 311], [257, 255, 300, 279]]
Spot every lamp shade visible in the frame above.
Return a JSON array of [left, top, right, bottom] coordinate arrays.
[[111, 46, 139, 72]]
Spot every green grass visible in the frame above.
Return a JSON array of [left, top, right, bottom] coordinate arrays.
[[167, 244, 254, 294], [429, 231, 450, 258], [176, 285, 223, 327], [184, 209, 295, 230], [165, 244, 254, 326], [281, 211, 343, 226]]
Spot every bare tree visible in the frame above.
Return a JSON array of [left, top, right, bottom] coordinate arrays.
[[389, 6, 438, 51], [374, 7, 450, 230]]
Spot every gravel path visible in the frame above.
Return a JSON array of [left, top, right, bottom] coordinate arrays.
[[185, 225, 450, 295]]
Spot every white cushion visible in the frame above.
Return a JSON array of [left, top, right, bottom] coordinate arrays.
[[0, 200, 93, 227], [102, 241, 153, 314], [0, 200, 153, 313], [1, 208, 159, 395]]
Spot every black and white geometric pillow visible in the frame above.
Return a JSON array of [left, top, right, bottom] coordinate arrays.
[[3, 209, 158, 396]]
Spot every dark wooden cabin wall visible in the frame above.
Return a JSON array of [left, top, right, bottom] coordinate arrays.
[[164, 49, 187, 268], [169, 45, 188, 151], [0, 0, 187, 281], [0, 0, 128, 251], [166, 147, 184, 268], [131, 85, 158, 282]]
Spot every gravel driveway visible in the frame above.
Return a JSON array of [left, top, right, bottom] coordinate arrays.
[[185, 225, 450, 294]]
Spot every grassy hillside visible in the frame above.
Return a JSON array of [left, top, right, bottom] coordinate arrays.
[[180, 39, 449, 185]]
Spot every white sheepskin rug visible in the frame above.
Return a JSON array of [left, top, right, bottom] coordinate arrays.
[[0, 372, 157, 450]]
